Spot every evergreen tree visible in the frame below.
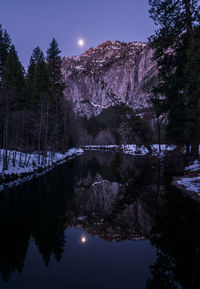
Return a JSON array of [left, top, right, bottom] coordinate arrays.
[[0, 45, 24, 162], [25, 47, 43, 107], [32, 52, 50, 161], [26, 47, 43, 86], [0, 25, 11, 152], [32, 52, 49, 105], [46, 38, 64, 112], [184, 26, 200, 154], [148, 0, 200, 155], [46, 38, 66, 150], [46, 38, 63, 86], [0, 25, 11, 84], [31, 46, 43, 65], [2, 45, 24, 98]]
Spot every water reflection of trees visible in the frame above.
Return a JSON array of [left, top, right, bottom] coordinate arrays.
[[147, 186, 200, 289], [0, 151, 162, 282], [0, 161, 75, 282], [0, 151, 200, 289], [83, 152, 200, 289]]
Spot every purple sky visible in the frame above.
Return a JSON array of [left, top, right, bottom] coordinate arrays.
[[1, 0, 155, 68]]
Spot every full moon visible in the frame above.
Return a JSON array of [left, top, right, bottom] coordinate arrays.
[[78, 39, 85, 47]]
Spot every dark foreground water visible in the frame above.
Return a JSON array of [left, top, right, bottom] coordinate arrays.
[[0, 151, 200, 289]]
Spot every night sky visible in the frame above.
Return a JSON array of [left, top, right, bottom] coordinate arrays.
[[1, 0, 155, 67]]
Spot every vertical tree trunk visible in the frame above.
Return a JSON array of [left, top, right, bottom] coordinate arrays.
[[183, 0, 199, 159], [3, 96, 9, 171], [38, 97, 43, 165], [183, 0, 193, 40], [157, 116, 161, 153], [62, 102, 67, 151], [44, 103, 49, 164]]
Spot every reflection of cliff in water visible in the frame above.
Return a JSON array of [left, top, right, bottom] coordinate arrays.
[[0, 151, 200, 288], [65, 151, 163, 241], [0, 151, 160, 282]]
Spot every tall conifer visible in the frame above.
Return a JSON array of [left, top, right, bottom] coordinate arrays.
[[32, 52, 50, 162], [46, 38, 66, 149], [3, 45, 24, 100], [25, 47, 43, 107], [148, 0, 200, 155], [0, 25, 11, 84]]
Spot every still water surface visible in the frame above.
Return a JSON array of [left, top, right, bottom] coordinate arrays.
[[0, 151, 199, 289]]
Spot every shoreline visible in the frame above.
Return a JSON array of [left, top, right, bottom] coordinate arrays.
[[1, 145, 199, 201], [172, 169, 200, 202], [0, 148, 83, 192]]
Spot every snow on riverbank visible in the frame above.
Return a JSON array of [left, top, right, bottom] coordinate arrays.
[[176, 159, 200, 195], [84, 144, 200, 197], [185, 160, 200, 172], [122, 144, 176, 156], [177, 175, 200, 194], [0, 148, 83, 177], [84, 144, 176, 156]]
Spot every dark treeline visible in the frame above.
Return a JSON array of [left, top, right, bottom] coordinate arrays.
[[148, 0, 200, 158], [1, 0, 200, 173], [0, 25, 73, 170]]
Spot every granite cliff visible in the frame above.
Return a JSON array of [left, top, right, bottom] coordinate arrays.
[[62, 40, 157, 118]]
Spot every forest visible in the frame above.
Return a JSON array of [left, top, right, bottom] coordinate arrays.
[[0, 1, 200, 288], [0, 28, 74, 171], [0, 0, 199, 175]]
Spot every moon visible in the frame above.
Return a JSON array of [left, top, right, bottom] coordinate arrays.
[[81, 235, 87, 243], [78, 39, 85, 47], [81, 236, 86, 243]]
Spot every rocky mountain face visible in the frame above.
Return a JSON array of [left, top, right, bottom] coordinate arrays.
[[62, 41, 157, 118]]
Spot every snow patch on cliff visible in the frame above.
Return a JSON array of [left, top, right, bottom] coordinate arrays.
[[62, 40, 155, 118]]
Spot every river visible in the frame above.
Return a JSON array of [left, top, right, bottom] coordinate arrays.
[[0, 151, 199, 289]]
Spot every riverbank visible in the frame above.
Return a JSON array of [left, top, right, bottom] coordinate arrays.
[[83, 144, 176, 156], [1, 145, 199, 199], [0, 148, 83, 191], [173, 160, 200, 201], [84, 144, 200, 200]]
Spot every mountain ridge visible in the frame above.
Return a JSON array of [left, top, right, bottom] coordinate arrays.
[[62, 40, 157, 118]]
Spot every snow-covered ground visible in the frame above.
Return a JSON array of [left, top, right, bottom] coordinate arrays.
[[84, 144, 200, 197], [185, 159, 200, 172], [0, 148, 83, 176], [0, 148, 83, 191], [177, 176, 200, 194], [84, 145, 118, 151], [1, 144, 199, 196], [176, 159, 200, 195], [84, 144, 176, 156], [122, 144, 176, 156]]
